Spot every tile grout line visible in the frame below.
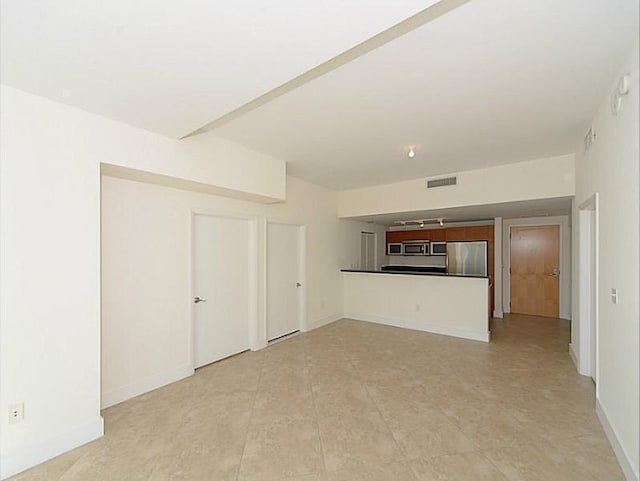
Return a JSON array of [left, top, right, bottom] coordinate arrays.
[[304, 335, 330, 478], [343, 340, 417, 475], [9, 317, 622, 481], [233, 352, 267, 481]]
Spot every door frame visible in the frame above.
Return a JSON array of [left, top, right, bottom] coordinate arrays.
[[265, 219, 306, 340], [503, 216, 569, 318], [188, 209, 259, 370], [577, 194, 599, 383]]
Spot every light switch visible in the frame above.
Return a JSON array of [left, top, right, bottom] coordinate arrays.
[[611, 288, 618, 304]]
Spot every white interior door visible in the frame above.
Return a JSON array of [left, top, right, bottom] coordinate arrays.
[[193, 214, 250, 368], [361, 232, 376, 270], [267, 222, 301, 341]]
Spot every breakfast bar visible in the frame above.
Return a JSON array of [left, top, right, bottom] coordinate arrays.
[[342, 270, 490, 342]]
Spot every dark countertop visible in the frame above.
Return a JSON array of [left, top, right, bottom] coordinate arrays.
[[381, 265, 445, 273], [341, 269, 488, 279]]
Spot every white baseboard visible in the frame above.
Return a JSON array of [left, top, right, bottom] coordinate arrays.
[[304, 313, 342, 332], [568, 342, 579, 370], [493, 309, 504, 318], [1, 416, 104, 480], [344, 312, 490, 343], [101, 363, 194, 409], [596, 398, 639, 481], [250, 340, 268, 351], [569, 342, 592, 377]]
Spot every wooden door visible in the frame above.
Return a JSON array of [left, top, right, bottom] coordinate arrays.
[[510, 225, 560, 318]]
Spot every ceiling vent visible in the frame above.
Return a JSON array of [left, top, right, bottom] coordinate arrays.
[[426, 176, 457, 189]]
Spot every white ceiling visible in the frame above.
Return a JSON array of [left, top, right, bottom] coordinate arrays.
[[0, 0, 437, 138], [212, 0, 639, 189], [350, 196, 573, 226], [1, 0, 637, 191]]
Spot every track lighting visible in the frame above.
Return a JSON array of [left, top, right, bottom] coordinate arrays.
[[394, 218, 446, 228]]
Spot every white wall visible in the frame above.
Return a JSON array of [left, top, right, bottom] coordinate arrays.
[[338, 219, 387, 270], [101, 175, 344, 407], [0, 88, 103, 478], [502, 216, 572, 320], [0, 86, 289, 479], [338, 154, 575, 218], [343, 272, 490, 342], [573, 43, 639, 481], [3, 86, 286, 203]]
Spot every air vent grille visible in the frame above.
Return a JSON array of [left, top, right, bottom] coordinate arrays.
[[426, 176, 457, 189]]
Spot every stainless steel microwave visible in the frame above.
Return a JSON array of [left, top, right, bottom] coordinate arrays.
[[402, 241, 429, 256], [387, 243, 402, 255], [430, 241, 447, 255]]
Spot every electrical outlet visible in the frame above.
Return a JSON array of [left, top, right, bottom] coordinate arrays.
[[9, 403, 24, 424], [611, 288, 619, 304]]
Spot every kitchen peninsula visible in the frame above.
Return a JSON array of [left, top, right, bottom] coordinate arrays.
[[342, 269, 490, 342]]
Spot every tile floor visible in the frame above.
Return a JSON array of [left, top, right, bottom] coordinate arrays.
[[10, 314, 624, 480]]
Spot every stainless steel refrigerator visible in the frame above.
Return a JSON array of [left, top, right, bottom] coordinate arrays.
[[446, 241, 488, 277]]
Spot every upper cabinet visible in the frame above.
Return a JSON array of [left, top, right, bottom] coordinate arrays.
[[426, 229, 446, 242], [444, 227, 466, 241], [465, 225, 493, 241], [387, 225, 494, 250], [386, 229, 446, 244], [443, 225, 493, 241]]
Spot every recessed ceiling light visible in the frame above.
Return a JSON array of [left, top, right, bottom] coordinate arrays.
[[408, 147, 416, 159]]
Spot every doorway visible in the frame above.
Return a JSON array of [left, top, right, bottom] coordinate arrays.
[[192, 213, 253, 368], [578, 194, 598, 382], [267, 221, 304, 341], [510, 225, 560, 318]]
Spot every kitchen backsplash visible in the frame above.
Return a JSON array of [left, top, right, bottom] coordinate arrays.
[[383, 255, 446, 267]]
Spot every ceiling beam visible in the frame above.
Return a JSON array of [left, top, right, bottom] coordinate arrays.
[[183, 0, 471, 139]]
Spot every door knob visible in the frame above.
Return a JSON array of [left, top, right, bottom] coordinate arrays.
[[194, 296, 207, 303], [551, 268, 560, 278]]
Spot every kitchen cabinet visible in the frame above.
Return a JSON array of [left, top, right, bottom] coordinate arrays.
[[386, 229, 445, 244], [387, 226, 492, 247], [386, 224, 496, 315], [344, 271, 490, 342], [465, 225, 492, 241], [445, 227, 467, 241], [426, 229, 446, 241]]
